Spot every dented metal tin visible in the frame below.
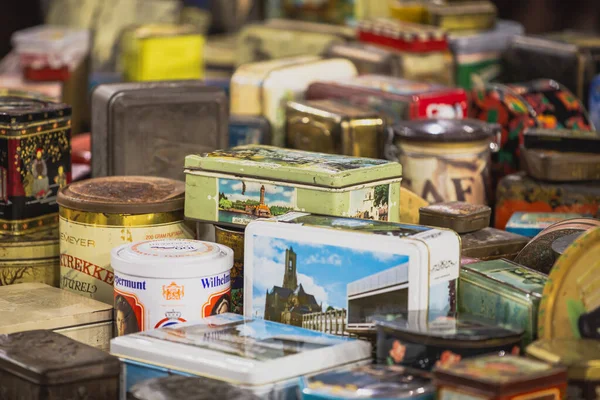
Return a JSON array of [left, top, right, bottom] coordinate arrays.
[[426, 1, 497, 32], [419, 202, 491, 233], [57, 176, 193, 304], [91, 81, 228, 180], [184, 145, 402, 229], [214, 225, 245, 315], [461, 227, 529, 261], [459, 259, 547, 346], [286, 99, 385, 158]]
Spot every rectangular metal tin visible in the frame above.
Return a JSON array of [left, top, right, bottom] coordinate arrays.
[[419, 202, 491, 233], [523, 128, 600, 154], [243, 212, 460, 333], [520, 147, 600, 182], [324, 42, 402, 76], [505, 212, 590, 238], [426, 1, 497, 32], [184, 145, 402, 228], [460, 227, 529, 260], [91, 81, 228, 181]]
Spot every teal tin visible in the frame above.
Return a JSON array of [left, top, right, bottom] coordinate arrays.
[[458, 258, 547, 346], [505, 212, 589, 238]]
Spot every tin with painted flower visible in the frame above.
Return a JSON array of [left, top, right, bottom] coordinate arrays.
[[376, 310, 523, 371], [388, 119, 498, 205], [184, 145, 402, 229], [57, 176, 193, 305]]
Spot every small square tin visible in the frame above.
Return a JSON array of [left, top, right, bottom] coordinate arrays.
[[461, 227, 529, 261], [111, 313, 371, 399], [458, 259, 547, 346], [506, 212, 589, 238], [0, 330, 120, 399], [229, 115, 271, 147], [419, 202, 491, 233], [286, 99, 385, 158], [184, 145, 402, 228], [376, 311, 523, 371], [433, 355, 567, 400], [244, 213, 460, 333], [91, 81, 228, 180], [426, 1, 497, 32], [0, 94, 72, 235]]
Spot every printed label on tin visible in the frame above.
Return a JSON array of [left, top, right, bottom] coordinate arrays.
[[439, 388, 486, 400], [130, 239, 217, 258], [59, 218, 192, 304]]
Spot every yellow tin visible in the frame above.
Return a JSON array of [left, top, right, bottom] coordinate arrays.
[[389, 0, 427, 23], [57, 176, 194, 305], [120, 24, 204, 82], [0, 227, 59, 287], [538, 227, 600, 340], [399, 186, 428, 224], [214, 224, 245, 315]]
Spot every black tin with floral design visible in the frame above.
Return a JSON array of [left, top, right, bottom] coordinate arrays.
[[375, 311, 523, 371]]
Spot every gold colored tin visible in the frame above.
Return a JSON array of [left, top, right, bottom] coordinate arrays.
[[400, 186, 429, 224], [214, 224, 244, 315], [426, 1, 497, 32]]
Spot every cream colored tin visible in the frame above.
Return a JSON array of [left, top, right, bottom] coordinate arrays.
[[57, 176, 193, 305]]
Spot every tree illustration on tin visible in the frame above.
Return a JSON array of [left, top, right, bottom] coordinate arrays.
[[374, 185, 389, 207], [0, 266, 33, 286]]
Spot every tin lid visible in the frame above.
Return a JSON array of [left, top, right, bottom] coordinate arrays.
[[110, 313, 372, 386], [538, 227, 600, 340], [375, 311, 523, 346], [185, 145, 402, 188], [0, 330, 120, 385], [111, 239, 233, 279], [551, 232, 584, 257], [287, 99, 381, 120], [526, 339, 600, 380], [0, 283, 112, 334], [301, 365, 434, 399], [129, 375, 260, 400], [57, 176, 185, 214], [0, 227, 58, 261], [0, 95, 71, 125], [391, 119, 498, 143], [461, 228, 529, 259], [11, 25, 90, 54], [433, 355, 566, 395]]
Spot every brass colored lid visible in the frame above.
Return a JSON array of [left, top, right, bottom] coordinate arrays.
[[0, 227, 58, 261], [526, 339, 600, 380], [57, 176, 185, 214]]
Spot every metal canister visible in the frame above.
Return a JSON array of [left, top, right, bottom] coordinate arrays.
[[214, 225, 244, 315], [57, 176, 193, 304], [0, 228, 59, 287]]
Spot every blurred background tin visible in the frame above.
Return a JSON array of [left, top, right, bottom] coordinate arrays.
[[229, 115, 271, 147], [505, 212, 590, 238], [419, 201, 491, 233], [426, 1, 497, 33]]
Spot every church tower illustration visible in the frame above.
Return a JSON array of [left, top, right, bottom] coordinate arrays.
[[260, 184, 265, 205], [283, 247, 298, 290], [252, 185, 272, 217]]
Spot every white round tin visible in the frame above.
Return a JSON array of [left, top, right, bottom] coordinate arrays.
[[111, 239, 233, 336]]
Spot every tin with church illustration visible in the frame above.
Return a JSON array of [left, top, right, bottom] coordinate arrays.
[[57, 176, 194, 305], [243, 212, 460, 334], [184, 145, 402, 229], [0, 94, 71, 235]]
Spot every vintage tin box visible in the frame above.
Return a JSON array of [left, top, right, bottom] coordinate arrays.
[[214, 225, 245, 315], [128, 375, 260, 400], [506, 212, 589, 238], [495, 173, 600, 230], [426, 1, 497, 32], [523, 128, 600, 154], [538, 227, 600, 340], [388, 119, 497, 205], [419, 202, 491, 233], [229, 115, 271, 147], [354, 0, 391, 20], [111, 313, 371, 399], [376, 311, 523, 371], [277, 0, 354, 25], [461, 227, 529, 261], [300, 365, 435, 400], [0, 227, 59, 287], [307, 76, 468, 122], [324, 42, 403, 76], [58, 176, 193, 305], [91, 81, 228, 180], [0, 329, 120, 399], [119, 24, 204, 82], [449, 20, 524, 89], [357, 19, 448, 53], [264, 18, 357, 41], [389, 1, 428, 23], [433, 355, 567, 400], [0, 283, 113, 351], [514, 218, 600, 275], [0, 95, 71, 235], [244, 213, 460, 333], [230, 56, 358, 147], [520, 147, 600, 182], [458, 259, 547, 346], [400, 186, 429, 225], [203, 33, 236, 79], [286, 99, 385, 158], [184, 145, 402, 228], [527, 339, 600, 400]]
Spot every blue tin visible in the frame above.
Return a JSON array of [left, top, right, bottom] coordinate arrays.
[[589, 74, 600, 130], [505, 212, 589, 238], [205, 78, 231, 97], [229, 115, 271, 146]]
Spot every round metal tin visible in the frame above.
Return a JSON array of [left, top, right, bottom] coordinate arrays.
[[0, 227, 58, 261], [392, 118, 498, 143], [527, 339, 600, 381], [538, 227, 600, 340]]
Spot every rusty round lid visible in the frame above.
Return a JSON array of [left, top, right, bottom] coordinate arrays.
[[57, 176, 185, 214], [391, 119, 499, 143]]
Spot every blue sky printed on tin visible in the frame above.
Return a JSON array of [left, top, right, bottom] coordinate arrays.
[[219, 179, 295, 207], [251, 235, 410, 319]]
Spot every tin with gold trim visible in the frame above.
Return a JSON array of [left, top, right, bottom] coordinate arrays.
[[0, 94, 71, 235], [214, 224, 245, 315], [527, 339, 600, 400], [426, 1, 497, 33], [0, 227, 59, 287], [461, 227, 529, 261], [57, 176, 193, 305], [285, 99, 385, 158]]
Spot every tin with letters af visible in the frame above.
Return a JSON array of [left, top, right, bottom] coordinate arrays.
[[57, 176, 193, 305], [419, 202, 491, 233], [461, 227, 529, 261], [286, 99, 385, 158]]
